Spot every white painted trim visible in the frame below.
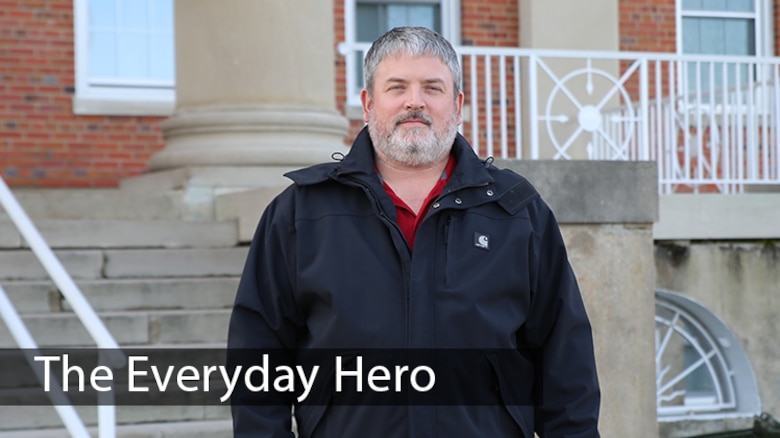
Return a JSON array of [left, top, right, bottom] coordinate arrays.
[[72, 0, 175, 116], [72, 94, 175, 116]]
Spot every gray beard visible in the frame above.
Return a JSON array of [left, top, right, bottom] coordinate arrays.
[[368, 111, 458, 167]]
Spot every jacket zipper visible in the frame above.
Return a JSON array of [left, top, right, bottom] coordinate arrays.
[[342, 175, 414, 348]]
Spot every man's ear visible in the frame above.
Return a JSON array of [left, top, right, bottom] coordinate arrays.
[[456, 91, 464, 125], [360, 88, 372, 123]]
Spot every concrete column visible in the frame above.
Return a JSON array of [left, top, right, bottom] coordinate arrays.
[[497, 160, 660, 437], [147, 0, 348, 181], [518, 0, 620, 159]]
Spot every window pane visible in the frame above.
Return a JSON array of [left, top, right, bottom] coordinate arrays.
[[683, 0, 753, 12], [682, 18, 701, 54], [117, 32, 149, 78], [353, 2, 443, 92], [150, 33, 174, 81], [87, 0, 173, 83], [88, 30, 116, 77], [726, 0, 753, 12], [699, 18, 726, 54], [89, 0, 115, 28], [683, 17, 754, 55], [119, 0, 148, 29], [150, 0, 172, 31], [356, 4, 381, 42], [387, 5, 438, 29], [724, 19, 754, 55], [682, 17, 754, 93], [356, 2, 440, 42]]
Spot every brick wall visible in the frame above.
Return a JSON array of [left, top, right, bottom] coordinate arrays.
[[0, 0, 165, 187], [619, 0, 676, 53], [776, 0, 780, 56]]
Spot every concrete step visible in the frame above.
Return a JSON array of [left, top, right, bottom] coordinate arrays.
[[0, 219, 239, 249], [0, 250, 103, 280], [1, 189, 187, 221], [0, 247, 248, 280], [2, 277, 239, 313], [102, 247, 248, 279], [0, 309, 231, 348], [0, 405, 230, 436]]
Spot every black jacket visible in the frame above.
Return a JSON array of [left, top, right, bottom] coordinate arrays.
[[229, 127, 600, 437]]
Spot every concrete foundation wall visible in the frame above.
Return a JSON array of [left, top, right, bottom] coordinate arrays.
[[500, 160, 659, 437]]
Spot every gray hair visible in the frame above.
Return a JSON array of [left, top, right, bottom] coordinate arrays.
[[363, 26, 461, 97]]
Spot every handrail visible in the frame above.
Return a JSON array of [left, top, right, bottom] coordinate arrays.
[[0, 284, 91, 437], [0, 176, 124, 437]]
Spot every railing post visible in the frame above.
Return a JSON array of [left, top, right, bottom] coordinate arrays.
[[640, 57, 650, 161], [528, 54, 540, 159]]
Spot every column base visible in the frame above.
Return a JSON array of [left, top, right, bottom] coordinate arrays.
[[148, 106, 349, 171]]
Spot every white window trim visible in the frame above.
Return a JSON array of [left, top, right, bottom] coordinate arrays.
[[72, 0, 175, 116], [675, 0, 773, 57], [343, 0, 461, 117]]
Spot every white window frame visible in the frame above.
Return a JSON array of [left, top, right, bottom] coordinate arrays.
[[72, 0, 175, 116], [343, 0, 461, 116], [675, 0, 773, 57], [655, 289, 760, 422]]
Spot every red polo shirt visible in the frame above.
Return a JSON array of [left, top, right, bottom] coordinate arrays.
[[381, 155, 456, 250]]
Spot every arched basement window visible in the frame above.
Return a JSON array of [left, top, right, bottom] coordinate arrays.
[[655, 289, 760, 421]]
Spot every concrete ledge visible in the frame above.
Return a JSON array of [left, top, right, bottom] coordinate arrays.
[[215, 185, 289, 242], [654, 194, 780, 240], [0, 250, 104, 280], [0, 219, 240, 249], [1, 188, 185, 220], [120, 166, 294, 192], [103, 247, 248, 278], [495, 160, 658, 224]]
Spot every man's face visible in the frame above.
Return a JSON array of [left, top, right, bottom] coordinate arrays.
[[361, 54, 464, 167]]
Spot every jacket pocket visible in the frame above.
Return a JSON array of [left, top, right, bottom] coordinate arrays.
[[295, 403, 329, 438], [294, 356, 337, 438], [485, 353, 534, 437]]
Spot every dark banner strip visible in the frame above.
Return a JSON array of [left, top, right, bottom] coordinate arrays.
[[0, 348, 537, 407]]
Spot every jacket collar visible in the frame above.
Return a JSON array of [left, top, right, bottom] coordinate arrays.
[[285, 126, 495, 190]]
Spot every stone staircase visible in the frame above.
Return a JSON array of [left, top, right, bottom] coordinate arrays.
[[0, 187, 273, 437]]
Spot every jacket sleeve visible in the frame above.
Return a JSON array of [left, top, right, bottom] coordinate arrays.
[[525, 199, 601, 437], [227, 189, 304, 438]]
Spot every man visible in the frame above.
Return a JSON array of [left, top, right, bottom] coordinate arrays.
[[229, 26, 600, 437]]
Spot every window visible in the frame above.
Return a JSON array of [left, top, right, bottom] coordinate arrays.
[[679, 0, 760, 57], [677, 0, 771, 93], [342, 0, 460, 111], [655, 289, 760, 421], [73, 0, 175, 115]]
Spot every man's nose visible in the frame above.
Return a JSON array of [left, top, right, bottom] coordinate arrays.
[[404, 87, 425, 110]]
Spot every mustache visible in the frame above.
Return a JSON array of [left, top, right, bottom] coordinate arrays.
[[395, 111, 432, 126]]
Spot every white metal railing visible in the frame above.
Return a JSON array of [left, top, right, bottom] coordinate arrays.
[[0, 176, 125, 437], [339, 43, 780, 194]]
